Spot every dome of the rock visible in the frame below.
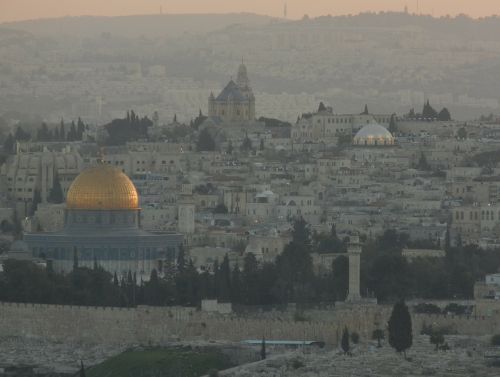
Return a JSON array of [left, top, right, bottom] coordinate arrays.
[[66, 164, 139, 210]]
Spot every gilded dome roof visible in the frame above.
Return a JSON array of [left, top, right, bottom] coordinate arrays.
[[66, 165, 139, 210]]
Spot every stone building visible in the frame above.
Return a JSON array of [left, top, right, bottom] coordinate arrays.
[[23, 164, 183, 280], [208, 63, 256, 123]]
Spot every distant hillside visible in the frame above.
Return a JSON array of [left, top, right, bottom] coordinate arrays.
[[0, 13, 278, 38]]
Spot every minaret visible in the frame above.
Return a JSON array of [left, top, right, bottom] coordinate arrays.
[[346, 234, 362, 302], [284, 3, 287, 19]]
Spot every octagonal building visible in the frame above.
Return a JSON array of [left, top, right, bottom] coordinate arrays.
[[24, 164, 183, 279]]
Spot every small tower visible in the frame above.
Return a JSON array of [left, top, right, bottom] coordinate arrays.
[[236, 62, 249, 89], [346, 234, 362, 302]]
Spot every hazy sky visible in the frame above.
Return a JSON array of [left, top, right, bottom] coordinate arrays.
[[1, 0, 499, 23]]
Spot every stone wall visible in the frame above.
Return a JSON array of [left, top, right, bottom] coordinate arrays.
[[0, 302, 498, 347]]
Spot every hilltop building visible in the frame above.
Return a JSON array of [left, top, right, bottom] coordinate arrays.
[[23, 164, 183, 279], [208, 63, 256, 124], [353, 122, 395, 146]]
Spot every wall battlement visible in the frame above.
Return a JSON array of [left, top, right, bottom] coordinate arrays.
[[0, 302, 497, 346]]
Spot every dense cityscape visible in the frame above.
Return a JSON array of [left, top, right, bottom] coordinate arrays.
[[1, 5, 500, 377]]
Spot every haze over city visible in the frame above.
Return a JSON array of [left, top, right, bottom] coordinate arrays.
[[3, 1, 500, 376], [1, 0, 500, 22]]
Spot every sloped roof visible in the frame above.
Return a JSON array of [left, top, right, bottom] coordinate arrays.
[[215, 80, 246, 102]]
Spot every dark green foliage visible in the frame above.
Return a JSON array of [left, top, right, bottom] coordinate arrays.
[[3, 133, 15, 153], [86, 347, 233, 377], [330, 256, 348, 301], [361, 104, 369, 115], [341, 327, 350, 354], [350, 331, 360, 344], [491, 334, 500, 346], [417, 152, 431, 170], [318, 102, 327, 112], [104, 110, 152, 145], [438, 107, 451, 121], [80, 361, 86, 377], [274, 218, 314, 303], [213, 203, 228, 214], [388, 113, 397, 134], [48, 174, 64, 204], [457, 127, 467, 139], [422, 100, 438, 119], [443, 303, 469, 315], [191, 110, 207, 130], [0, 260, 121, 306], [196, 127, 216, 151], [30, 189, 42, 216], [312, 223, 346, 254], [240, 135, 253, 152], [14, 126, 30, 141], [372, 329, 385, 347], [428, 328, 445, 351], [291, 358, 304, 369], [3, 224, 500, 308], [260, 337, 266, 360], [414, 303, 441, 314], [388, 300, 413, 357]]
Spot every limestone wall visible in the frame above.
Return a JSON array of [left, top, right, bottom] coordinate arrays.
[[0, 302, 497, 347]]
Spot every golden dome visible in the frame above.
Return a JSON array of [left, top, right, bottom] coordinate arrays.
[[66, 165, 139, 210]]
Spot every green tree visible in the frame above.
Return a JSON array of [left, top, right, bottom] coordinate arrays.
[[230, 264, 242, 303], [217, 254, 231, 302], [59, 119, 66, 141], [438, 107, 451, 121], [30, 189, 42, 216], [417, 152, 431, 171], [388, 300, 413, 358], [242, 253, 260, 305], [341, 327, 350, 354], [3, 133, 15, 153], [422, 100, 438, 118], [196, 128, 216, 151], [372, 329, 385, 348], [240, 135, 253, 152], [457, 127, 467, 139], [260, 337, 266, 360], [388, 113, 397, 134], [48, 174, 64, 203], [429, 329, 445, 351], [318, 102, 327, 112], [213, 203, 228, 214]]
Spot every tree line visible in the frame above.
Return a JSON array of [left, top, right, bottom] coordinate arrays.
[[1, 220, 500, 307]]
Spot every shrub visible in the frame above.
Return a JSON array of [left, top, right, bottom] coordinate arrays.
[[443, 303, 468, 316], [372, 329, 385, 347], [414, 303, 441, 314], [351, 331, 360, 344], [491, 334, 500, 346], [429, 330, 445, 351], [292, 358, 304, 369]]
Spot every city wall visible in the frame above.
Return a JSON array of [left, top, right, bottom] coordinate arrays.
[[0, 302, 497, 346]]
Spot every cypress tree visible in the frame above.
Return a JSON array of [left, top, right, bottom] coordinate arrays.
[[260, 337, 266, 360], [79, 361, 86, 377], [48, 174, 64, 204], [59, 119, 66, 141], [388, 114, 397, 134], [388, 300, 413, 358], [341, 327, 350, 355]]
